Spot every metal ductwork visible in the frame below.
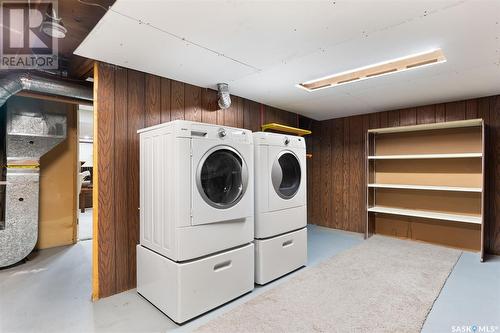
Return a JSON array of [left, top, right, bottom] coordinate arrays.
[[0, 105, 68, 267], [217, 83, 231, 109], [0, 72, 89, 267], [0, 72, 93, 108]]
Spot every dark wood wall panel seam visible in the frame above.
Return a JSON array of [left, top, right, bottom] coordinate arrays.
[[125, 70, 145, 289], [96, 62, 116, 297], [114, 68, 129, 293], [490, 96, 500, 252]]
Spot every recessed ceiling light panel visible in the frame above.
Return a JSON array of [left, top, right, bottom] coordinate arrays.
[[298, 49, 446, 91]]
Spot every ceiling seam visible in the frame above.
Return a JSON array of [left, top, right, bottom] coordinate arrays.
[[108, 8, 262, 73], [229, 0, 470, 85]]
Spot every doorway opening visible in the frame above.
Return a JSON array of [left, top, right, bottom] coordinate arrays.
[[78, 104, 93, 241]]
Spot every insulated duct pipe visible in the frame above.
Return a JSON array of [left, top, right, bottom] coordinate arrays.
[[0, 72, 93, 108], [0, 72, 89, 267], [217, 83, 231, 109], [0, 107, 67, 268]]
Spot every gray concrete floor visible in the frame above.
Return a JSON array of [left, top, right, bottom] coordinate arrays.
[[422, 251, 500, 333], [78, 208, 93, 241], [0, 225, 498, 333]]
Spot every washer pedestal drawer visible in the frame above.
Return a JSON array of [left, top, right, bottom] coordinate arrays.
[[137, 243, 254, 323], [254, 227, 307, 285]]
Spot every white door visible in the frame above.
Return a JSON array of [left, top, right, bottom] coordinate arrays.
[[191, 140, 253, 225], [268, 147, 306, 211]]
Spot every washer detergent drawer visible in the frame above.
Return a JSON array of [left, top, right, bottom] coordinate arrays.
[[137, 243, 254, 323], [255, 228, 307, 285]]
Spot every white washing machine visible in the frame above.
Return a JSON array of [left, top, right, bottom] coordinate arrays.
[[137, 120, 254, 323], [253, 131, 307, 285]]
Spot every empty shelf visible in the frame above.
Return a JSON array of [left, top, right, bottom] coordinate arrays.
[[368, 153, 482, 160], [367, 184, 482, 192], [368, 119, 483, 134], [367, 206, 482, 224], [261, 123, 312, 136]]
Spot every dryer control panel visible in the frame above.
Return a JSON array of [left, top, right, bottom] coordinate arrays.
[[189, 123, 252, 144], [253, 131, 305, 149], [139, 120, 253, 144]]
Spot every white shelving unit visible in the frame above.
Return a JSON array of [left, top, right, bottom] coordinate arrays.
[[367, 183, 482, 193], [365, 119, 485, 261], [367, 206, 482, 224], [367, 153, 482, 160]]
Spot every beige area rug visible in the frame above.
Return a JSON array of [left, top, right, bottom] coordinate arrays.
[[195, 235, 461, 333]]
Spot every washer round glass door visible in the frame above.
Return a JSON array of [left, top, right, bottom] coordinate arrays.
[[197, 146, 248, 209], [271, 151, 301, 199]]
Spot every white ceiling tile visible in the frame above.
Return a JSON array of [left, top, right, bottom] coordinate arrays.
[[75, 0, 500, 120]]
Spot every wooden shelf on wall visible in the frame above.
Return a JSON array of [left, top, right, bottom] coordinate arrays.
[[367, 183, 482, 193], [366, 118, 485, 261], [261, 122, 313, 158], [261, 123, 312, 136]]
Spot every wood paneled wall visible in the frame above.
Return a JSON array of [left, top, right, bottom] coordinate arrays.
[[305, 96, 500, 255], [93, 62, 298, 298], [94, 59, 500, 298]]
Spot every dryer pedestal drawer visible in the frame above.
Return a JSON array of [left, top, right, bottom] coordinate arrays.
[[254, 227, 307, 285], [137, 243, 254, 323], [255, 205, 306, 239]]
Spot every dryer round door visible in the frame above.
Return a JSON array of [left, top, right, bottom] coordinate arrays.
[[271, 150, 301, 199], [196, 146, 248, 209]]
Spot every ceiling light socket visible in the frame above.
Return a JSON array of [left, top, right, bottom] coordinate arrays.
[[40, 8, 67, 39]]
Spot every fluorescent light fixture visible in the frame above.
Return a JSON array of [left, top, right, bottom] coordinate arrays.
[[297, 49, 446, 91]]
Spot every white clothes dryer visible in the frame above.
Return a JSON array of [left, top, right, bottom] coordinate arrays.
[[253, 131, 307, 284], [138, 120, 254, 261], [137, 120, 254, 323]]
